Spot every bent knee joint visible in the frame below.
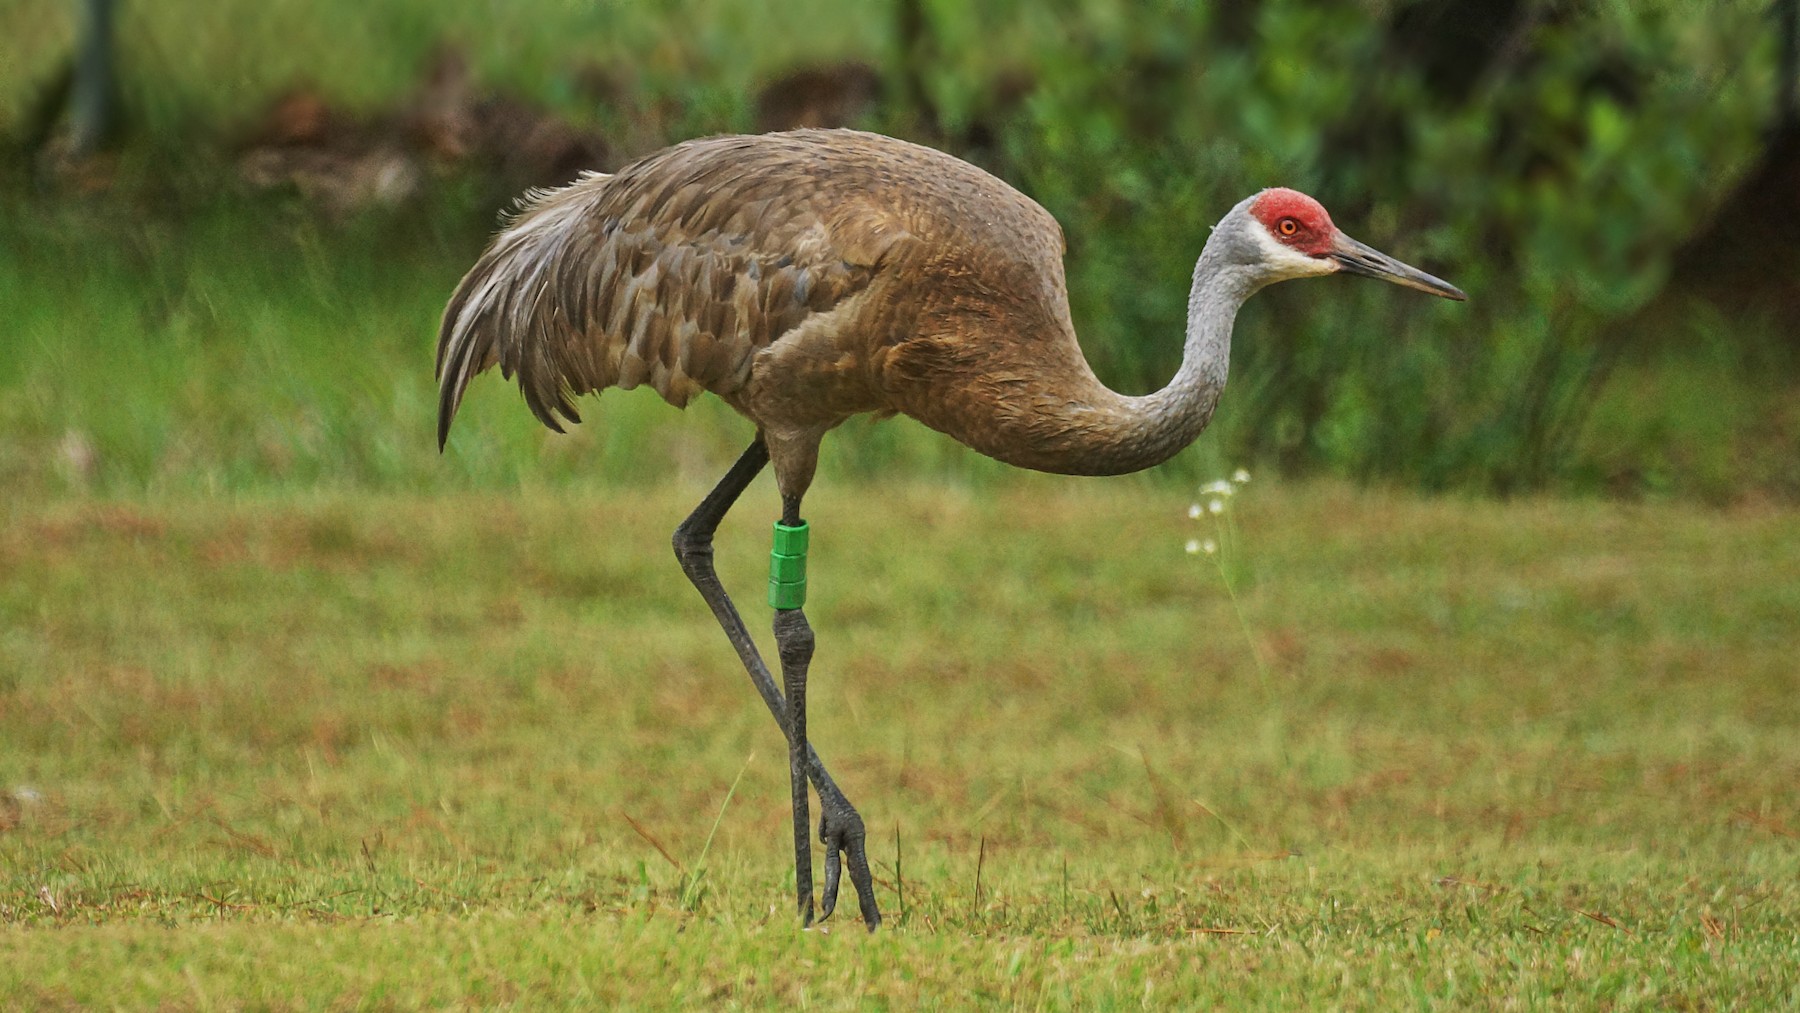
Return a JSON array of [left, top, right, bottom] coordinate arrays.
[[672, 525, 713, 566]]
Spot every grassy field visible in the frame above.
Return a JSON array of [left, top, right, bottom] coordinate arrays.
[[2, 477, 1796, 1007]]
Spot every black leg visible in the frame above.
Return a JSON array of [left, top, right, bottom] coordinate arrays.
[[671, 440, 786, 722], [774, 606, 815, 923], [772, 493, 878, 928], [671, 438, 882, 930]]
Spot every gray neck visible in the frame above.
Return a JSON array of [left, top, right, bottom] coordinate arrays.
[[1065, 232, 1261, 476], [950, 209, 1270, 479]]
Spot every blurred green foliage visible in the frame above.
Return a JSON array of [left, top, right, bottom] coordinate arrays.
[[993, 0, 1775, 491], [0, 0, 1793, 499]]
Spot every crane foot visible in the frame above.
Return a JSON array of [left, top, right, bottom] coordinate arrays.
[[817, 786, 881, 930]]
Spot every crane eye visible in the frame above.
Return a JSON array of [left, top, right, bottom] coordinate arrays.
[[1278, 218, 1299, 237]]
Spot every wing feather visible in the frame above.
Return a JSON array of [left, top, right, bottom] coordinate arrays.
[[434, 138, 887, 448]]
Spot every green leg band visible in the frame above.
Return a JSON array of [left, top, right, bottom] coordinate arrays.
[[769, 520, 809, 610]]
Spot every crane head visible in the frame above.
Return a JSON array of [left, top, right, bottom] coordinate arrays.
[[1247, 188, 1466, 301]]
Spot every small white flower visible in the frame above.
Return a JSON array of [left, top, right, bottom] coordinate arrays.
[[1200, 480, 1235, 497], [1201, 538, 1218, 555], [1184, 538, 1202, 555], [1208, 499, 1225, 515], [1232, 468, 1251, 485], [1187, 502, 1203, 520]]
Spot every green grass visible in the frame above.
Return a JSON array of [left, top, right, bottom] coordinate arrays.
[[3, 479, 1796, 1007]]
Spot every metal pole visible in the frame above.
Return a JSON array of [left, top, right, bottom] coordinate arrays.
[[68, 0, 117, 155]]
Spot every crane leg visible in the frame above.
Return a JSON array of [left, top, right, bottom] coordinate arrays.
[[671, 438, 882, 931], [773, 605, 814, 923], [772, 495, 879, 930]]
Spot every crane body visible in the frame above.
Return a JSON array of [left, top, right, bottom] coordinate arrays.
[[437, 128, 1464, 930]]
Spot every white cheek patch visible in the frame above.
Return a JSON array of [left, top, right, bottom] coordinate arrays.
[[1249, 222, 1337, 281]]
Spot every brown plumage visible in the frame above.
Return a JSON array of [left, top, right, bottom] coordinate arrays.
[[435, 128, 1465, 931], [435, 128, 1178, 496]]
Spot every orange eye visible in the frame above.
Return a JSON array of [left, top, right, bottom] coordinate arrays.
[[1278, 218, 1299, 236]]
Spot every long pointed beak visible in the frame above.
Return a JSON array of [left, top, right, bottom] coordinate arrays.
[[1330, 232, 1466, 301]]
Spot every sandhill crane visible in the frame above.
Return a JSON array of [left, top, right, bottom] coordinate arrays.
[[436, 128, 1465, 931]]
